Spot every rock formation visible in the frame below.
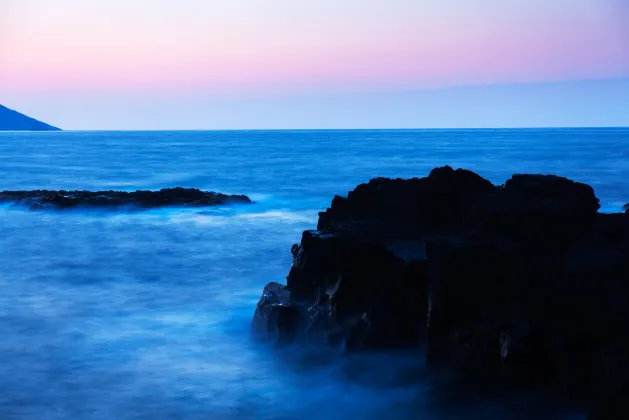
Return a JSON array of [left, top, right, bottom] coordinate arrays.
[[0, 187, 251, 210], [252, 166, 629, 418]]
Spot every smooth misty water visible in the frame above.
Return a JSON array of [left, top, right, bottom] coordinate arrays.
[[1, 129, 628, 420]]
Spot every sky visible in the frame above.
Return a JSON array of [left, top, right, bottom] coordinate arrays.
[[0, 0, 628, 129]]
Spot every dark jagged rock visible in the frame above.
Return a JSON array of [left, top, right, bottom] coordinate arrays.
[[251, 165, 629, 415], [0, 187, 251, 210], [317, 166, 495, 238], [469, 173, 600, 243]]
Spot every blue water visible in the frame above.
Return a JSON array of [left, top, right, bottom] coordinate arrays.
[[1, 129, 628, 420]]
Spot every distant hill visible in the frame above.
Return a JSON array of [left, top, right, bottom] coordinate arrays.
[[0, 104, 61, 131]]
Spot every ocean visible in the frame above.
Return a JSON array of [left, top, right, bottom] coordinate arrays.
[[0, 128, 628, 419]]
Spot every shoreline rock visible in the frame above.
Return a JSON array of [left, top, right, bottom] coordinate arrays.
[[252, 166, 629, 418], [0, 187, 252, 210]]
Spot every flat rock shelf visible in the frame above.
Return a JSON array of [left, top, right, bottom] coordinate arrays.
[[0, 187, 252, 210]]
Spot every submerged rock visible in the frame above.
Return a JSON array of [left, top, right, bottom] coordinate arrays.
[[252, 165, 629, 414], [0, 187, 252, 210]]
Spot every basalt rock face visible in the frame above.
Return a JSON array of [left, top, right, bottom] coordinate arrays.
[[252, 166, 629, 412], [0, 187, 252, 210]]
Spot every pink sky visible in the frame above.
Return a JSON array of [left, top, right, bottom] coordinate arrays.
[[2, 0, 628, 95], [0, 0, 628, 129]]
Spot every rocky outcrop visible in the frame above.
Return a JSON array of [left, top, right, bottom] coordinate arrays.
[[252, 166, 629, 414], [0, 187, 251, 210]]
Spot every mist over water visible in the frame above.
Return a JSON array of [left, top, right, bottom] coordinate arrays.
[[1, 129, 627, 419]]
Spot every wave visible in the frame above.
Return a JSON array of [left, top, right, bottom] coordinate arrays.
[[170, 209, 316, 226]]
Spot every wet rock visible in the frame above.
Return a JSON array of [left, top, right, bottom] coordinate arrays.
[[0, 187, 252, 210], [263, 230, 429, 350], [252, 165, 629, 411], [251, 282, 300, 346]]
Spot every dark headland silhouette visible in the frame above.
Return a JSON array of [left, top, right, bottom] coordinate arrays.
[[0, 104, 61, 131]]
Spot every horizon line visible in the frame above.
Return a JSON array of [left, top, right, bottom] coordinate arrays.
[[22, 126, 629, 133]]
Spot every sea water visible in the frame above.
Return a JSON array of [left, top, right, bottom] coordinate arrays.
[[1, 129, 628, 419]]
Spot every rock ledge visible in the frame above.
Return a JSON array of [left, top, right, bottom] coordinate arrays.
[[0, 187, 252, 210]]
